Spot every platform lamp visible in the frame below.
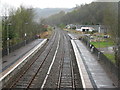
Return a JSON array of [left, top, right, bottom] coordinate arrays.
[[98, 25, 101, 60], [7, 23, 12, 55], [24, 22, 28, 45]]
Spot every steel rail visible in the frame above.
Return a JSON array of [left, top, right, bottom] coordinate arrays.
[[8, 30, 57, 88], [40, 34, 61, 89]]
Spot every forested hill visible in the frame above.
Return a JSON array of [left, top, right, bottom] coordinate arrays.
[[43, 2, 118, 41], [33, 8, 72, 21], [43, 2, 117, 25]]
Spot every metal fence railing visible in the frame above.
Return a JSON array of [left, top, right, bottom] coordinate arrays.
[[2, 36, 37, 57], [81, 37, 118, 85]]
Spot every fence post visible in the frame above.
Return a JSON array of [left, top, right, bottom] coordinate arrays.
[[98, 52, 100, 61]]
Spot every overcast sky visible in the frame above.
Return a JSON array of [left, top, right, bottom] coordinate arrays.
[[1, 0, 94, 9]]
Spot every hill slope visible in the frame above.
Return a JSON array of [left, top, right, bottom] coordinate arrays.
[[33, 8, 72, 22]]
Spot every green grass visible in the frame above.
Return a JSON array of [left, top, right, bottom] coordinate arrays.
[[90, 41, 114, 48], [104, 54, 115, 64], [90, 38, 115, 64]]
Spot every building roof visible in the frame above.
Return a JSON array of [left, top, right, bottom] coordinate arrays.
[[81, 27, 95, 30]]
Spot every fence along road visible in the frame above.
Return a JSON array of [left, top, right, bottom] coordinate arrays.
[[3, 28, 83, 89]]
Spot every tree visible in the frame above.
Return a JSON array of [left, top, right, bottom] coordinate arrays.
[[2, 5, 40, 49]]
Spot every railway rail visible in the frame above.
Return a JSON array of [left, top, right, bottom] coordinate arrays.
[[3, 28, 87, 89], [4, 29, 57, 88]]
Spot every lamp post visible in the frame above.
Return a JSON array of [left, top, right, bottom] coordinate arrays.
[[24, 33, 27, 45], [24, 22, 28, 46], [7, 23, 12, 55], [98, 26, 101, 50], [98, 25, 101, 60], [87, 35, 90, 48]]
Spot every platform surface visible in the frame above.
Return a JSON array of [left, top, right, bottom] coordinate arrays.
[[2, 39, 44, 72], [75, 39, 116, 88]]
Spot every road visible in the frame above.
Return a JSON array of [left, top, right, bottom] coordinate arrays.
[[4, 28, 83, 89]]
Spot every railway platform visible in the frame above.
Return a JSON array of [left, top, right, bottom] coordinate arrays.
[[0, 30, 117, 89], [0, 39, 47, 88], [2, 39, 44, 72], [69, 33, 116, 89]]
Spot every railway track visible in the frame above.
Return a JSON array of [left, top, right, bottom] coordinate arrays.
[[4, 29, 57, 88], [56, 31, 83, 89], [56, 32, 75, 89], [4, 28, 83, 89]]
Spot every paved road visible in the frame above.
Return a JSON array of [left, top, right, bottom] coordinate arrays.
[[4, 28, 82, 89]]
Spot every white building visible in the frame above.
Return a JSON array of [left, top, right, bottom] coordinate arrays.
[[76, 26, 95, 32], [75, 25, 107, 33], [66, 24, 76, 29]]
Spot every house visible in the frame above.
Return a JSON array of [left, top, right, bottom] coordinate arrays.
[[66, 24, 107, 33], [80, 27, 95, 32], [76, 25, 82, 31], [76, 25, 95, 32], [66, 24, 76, 29], [76, 25, 97, 32], [98, 25, 107, 34], [76, 25, 107, 33]]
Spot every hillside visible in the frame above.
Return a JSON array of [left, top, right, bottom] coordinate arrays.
[[33, 8, 72, 22]]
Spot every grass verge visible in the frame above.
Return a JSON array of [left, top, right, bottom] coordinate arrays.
[[104, 54, 115, 64], [40, 27, 53, 39], [90, 39, 115, 63], [90, 40, 114, 48]]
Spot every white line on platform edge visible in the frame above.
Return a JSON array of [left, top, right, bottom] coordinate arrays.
[[71, 40, 93, 89], [0, 39, 47, 82]]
